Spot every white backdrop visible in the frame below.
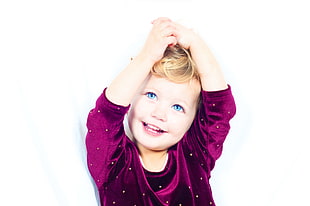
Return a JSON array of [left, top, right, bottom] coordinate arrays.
[[1, 0, 309, 205]]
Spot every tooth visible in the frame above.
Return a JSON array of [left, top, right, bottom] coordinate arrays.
[[144, 122, 163, 132]]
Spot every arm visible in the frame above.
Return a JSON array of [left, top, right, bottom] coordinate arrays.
[[202, 88, 236, 170], [174, 21, 235, 170], [174, 23, 228, 91], [189, 37, 228, 91], [106, 18, 178, 106], [182, 87, 236, 173], [86, 89, 130, 187]]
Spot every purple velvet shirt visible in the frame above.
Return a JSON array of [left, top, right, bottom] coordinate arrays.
[[86, 86, 236, 206]]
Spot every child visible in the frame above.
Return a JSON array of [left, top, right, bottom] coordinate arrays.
[[86, 17, 236, 206]]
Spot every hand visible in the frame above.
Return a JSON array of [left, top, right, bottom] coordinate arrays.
[[173, 21, 199, 50], [171, 21, 228, 91], [139, 17, 177, 64]]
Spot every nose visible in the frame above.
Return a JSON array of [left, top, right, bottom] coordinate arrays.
[[151, 104, 167, 122]]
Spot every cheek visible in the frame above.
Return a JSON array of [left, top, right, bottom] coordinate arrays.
[[171, 115, 195, 135], [180, 114, 195, 130], [128, 99, 149, 122]]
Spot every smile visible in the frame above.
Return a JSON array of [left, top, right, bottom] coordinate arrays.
[[142, 122, 166, 136]]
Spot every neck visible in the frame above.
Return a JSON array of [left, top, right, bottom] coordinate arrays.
[[138, 145, 168, 172]]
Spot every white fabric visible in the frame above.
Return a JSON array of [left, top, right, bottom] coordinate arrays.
[[1, 0, 309, 205]]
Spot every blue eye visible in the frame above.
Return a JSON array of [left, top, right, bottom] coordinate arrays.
[[172, 104, 184, 112], [146, 92, 157, 100]]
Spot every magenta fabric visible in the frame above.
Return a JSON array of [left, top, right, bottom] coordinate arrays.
[[86, 86, 236, 206]]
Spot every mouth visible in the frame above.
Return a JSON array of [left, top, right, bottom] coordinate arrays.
[[142, 122, 167, 136]]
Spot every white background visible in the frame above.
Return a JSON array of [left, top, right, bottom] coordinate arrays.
[[1, 0, 309, 205]]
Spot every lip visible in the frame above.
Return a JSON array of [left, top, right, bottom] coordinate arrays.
[[142, 122, 167, 137]]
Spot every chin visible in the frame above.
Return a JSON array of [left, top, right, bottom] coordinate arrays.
[[136, 140, 168, 151]]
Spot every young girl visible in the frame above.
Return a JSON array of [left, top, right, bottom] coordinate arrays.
[[86, 17, 236, 206]]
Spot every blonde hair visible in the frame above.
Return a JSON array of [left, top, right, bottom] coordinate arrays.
[[151, 45, 200, 83]]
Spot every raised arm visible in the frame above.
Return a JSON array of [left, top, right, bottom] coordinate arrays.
[[106, 18, 177, 106], [174, 22, 228, 92]]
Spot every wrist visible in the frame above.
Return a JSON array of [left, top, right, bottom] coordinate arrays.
[[133, 52, 156, 70], [188, 35, 205, 51], [136, 48, 160, 66]]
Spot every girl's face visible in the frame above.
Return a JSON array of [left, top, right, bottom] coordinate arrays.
[[127, 74, 201, 152]]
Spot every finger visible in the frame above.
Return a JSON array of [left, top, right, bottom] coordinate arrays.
[[166, 36, 177, 47], [151, 17, 172, 25], [152, 17, 171, 24], [153, 20, 174, 30], [161, 29, 176, 38], [159, 23, 177, 37]]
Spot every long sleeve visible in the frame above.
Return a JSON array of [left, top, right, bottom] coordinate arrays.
[[85, 88, 130, 189], [184, 85, 236, 172]]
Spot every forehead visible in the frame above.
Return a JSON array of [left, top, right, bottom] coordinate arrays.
[[142, 75, 201, 103]]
